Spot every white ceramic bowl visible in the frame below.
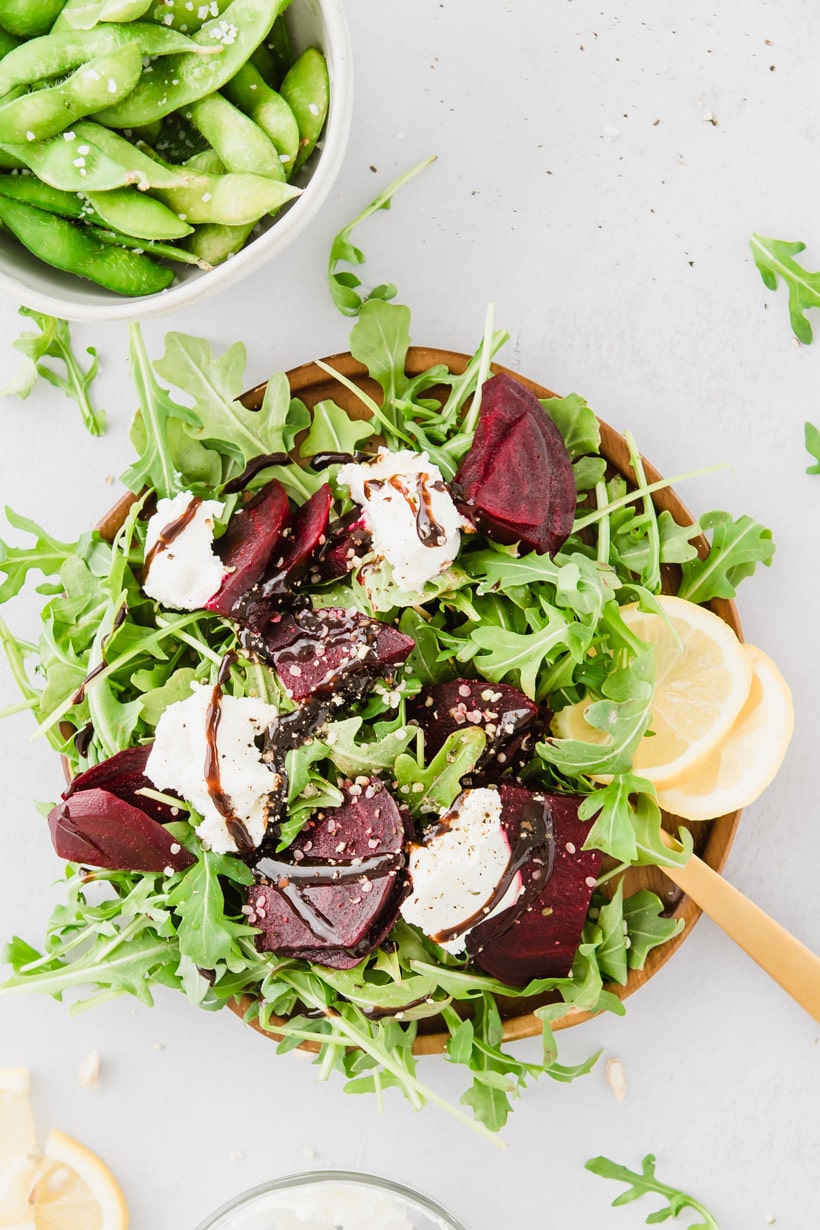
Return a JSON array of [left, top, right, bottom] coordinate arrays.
[[0, 0, 353, 323], [195, 1172, 466, 1230]]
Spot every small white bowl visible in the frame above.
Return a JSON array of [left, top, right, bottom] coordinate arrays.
[[195, 1171, 466, 1230], [0, 0, 353, 323]]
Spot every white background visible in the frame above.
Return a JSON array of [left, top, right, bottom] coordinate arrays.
[[1, 1, 820, 1226]]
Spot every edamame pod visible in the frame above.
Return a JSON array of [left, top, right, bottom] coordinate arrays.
[[222, 63, 298, 173], [184, 219, 253, 266], [0, 0, 67, 38], [267, 14, 294, 83], [95, 0, 287, 126], [143, 0, 229, 33], [85, 186, 193, 239], [73, 122, 195, 188], [184, 148, 224, 173], [0, 194, 174, 294], [2, 132, 146, 192], [0, 173, 95, 218], [188, 92, 285, 182], [0, 22, 220, 97], [89, 225, 211, 268], [151, 168, 299, 225], [0, 43, 143, 145], [281, 48, 329, 173], [0, 28, 19, 59], [55, 0, 154, 30]]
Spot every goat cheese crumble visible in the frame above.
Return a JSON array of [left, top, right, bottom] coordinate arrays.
[[145, 685, 279, 854], [142, 492, 224, 611], [337, 449, 464, 593], [400, 788, 523, 954]]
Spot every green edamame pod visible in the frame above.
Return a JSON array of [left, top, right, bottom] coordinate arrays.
[[2, 133, 143, 192], [130, 118, 162, 145], [0, 43, 143, 145], [95, 0, 287, 126], [0, 0, 67, 38], [144, 0, 229, 33], [280, 48, 329, 173], [85, 186, 192, 239], [73, 123, 195, 188], [88, 225, 211, 268], [0, 194, 174, 294], [0, 173, 98, 219], [184, 148, 224, 173], [55, 0, 153, 30], [222, 63, 298, 174], [151, 168, 299, 225], [188, 93, 285, 182], [0, 28, 19, 59], [0, 22, 220, 98], [184, 219, 254, 266]]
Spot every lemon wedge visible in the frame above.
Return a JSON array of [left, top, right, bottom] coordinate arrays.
[[0, 1069, 128, 1230], [656, 644, 793, 821], [552, 595, 753, 789]]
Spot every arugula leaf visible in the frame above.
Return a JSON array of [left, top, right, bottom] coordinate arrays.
[[590, 882, 628, 985], [541, 392, 600, 458], [471, 599, 588, 701], [321, 715, 416, 777], [394, 727, 486, 817], [121, 324, 202, 500], [328, 156, 436, 315], [2, 307, 105, 437], [153, 333, 278, 472], [805, 421, 820, 474], [349, 299, 412, 407], [623, 890, 685, 970], [677, 511, 775, 603], [299, 398, 375, 459], [166, 850, 254, 969], [750, 232, 820, 344], [0, 508, 74, 602], [539, 649, 654, 779], [586, 1153, 721, 1229]]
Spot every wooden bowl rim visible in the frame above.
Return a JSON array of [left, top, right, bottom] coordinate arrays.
[[91, 345, 743, 1056]]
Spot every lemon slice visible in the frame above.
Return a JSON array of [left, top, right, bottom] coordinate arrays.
[[656, 645, 793, 821], [27, 1131, 128, 1230], [552, 595, 753, 789], [0, 1070, 128, 1230]]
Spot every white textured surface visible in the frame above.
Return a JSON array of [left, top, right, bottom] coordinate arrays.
[[1, 2, 819, 1228]]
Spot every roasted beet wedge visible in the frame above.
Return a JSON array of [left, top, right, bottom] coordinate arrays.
[[455, 372, 576, 556], [64, 745, 178, 825], [469, 792, 600, 984], [49, 787, 194, 873], [248, 780, 410, 969], [234, 485, 334, 632], [244, 607, 414, 703], [409, 680, 540, 771], [207, 478, 290, 617], [314, 509, 371, 581], [463, 784, 554, 953]]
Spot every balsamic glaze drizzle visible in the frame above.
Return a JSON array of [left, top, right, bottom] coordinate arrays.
[[202, 651, 255, 855], [143, 495, 203, 574]]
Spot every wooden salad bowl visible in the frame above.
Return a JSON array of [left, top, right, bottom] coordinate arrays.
[[95, 347, 742, 1055]]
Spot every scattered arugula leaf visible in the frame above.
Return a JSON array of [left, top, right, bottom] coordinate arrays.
[[677, 511, 774, 603], [750, 232, 820, 344], [623, 890, 685, 969], [394, 728, 486, 817], [328, 156, 437, 315], [805, 421, 820, 474], [1, 307, 105, 437], [299, 398, 375, 459], [586, 1153, 721, 1229]]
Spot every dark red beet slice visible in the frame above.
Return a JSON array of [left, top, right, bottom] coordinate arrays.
[[235, 485, 334, 633], [463, 783, 554, 952], [314, 509, 371, 581], [409, 680, 540, 770], [469, 792, 600, 984], [48, 787, 194, 873], [207, 478, 290, 616], [455, 373, 575, 556], [249, 780, 410, 968], [64, 745, 178, 826], [247, 607, 414, 703]]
